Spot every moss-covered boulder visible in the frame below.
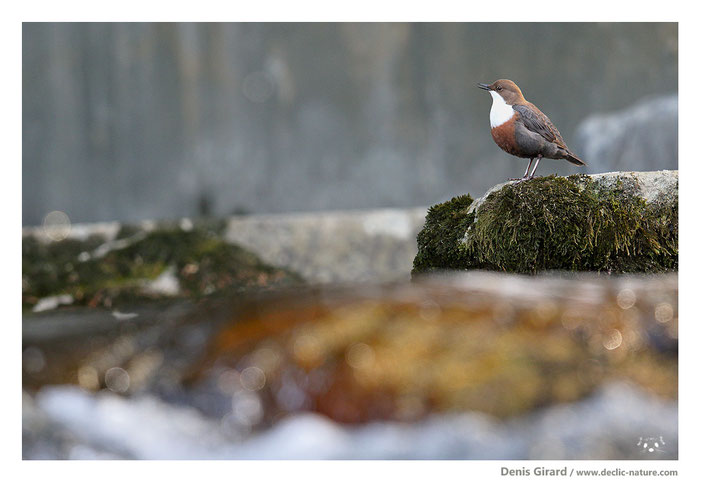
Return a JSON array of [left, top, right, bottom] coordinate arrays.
[[413, 170, 677, 274], [22, 220, 303, 311]]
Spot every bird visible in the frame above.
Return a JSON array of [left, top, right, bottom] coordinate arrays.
[[477, 79, 585, 180]]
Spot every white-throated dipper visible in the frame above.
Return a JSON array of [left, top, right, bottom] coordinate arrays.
[[478, 79, 585, 180]]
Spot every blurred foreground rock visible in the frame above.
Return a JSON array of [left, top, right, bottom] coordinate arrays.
[[24, 382, 676, 459], [413, 171, 677, 274], [23, 271, 677, 459], [187, 272, 677, 422]]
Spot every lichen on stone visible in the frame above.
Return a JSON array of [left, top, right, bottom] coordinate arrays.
[[413, 172, 678, 275]]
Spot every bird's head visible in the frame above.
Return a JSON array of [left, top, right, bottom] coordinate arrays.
[[477, 79, 525, 105]]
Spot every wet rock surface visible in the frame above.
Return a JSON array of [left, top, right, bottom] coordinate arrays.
[[23, 271, 677, 459]]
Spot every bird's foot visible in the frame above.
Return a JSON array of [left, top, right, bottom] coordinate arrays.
[[509, 175, 534, 182]]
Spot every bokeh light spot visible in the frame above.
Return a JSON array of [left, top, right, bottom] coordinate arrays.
[[654, 302, 674, 324], [345, 342, 375, 370], [104, 367, 130, 393], [240, 366, 266, 391], [42, 210, 72, 241], [603, 329, 623, 350], [616, 289, 637, 309]]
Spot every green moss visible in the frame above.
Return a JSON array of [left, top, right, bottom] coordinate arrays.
[[23, 222, 303, 310], [412, 175, 678, 275], [413, 194, 475, 273]]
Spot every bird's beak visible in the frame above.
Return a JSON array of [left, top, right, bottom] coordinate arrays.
[[477, 83, 491, 91]]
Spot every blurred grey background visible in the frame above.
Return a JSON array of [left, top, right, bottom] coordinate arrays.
[[22, 23, 678, 226]]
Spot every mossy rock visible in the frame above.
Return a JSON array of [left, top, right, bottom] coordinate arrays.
[[22, 220, 303, 310], [413, 171, 678, 274]]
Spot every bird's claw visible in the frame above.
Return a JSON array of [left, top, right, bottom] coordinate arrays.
[[510, 175, 540, 182]]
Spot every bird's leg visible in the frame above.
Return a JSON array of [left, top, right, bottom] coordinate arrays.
[[510, 158, 533, 181], [527, 155, 542, 179]]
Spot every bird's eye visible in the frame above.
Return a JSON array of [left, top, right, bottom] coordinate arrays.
[[497, 86, 502, 91]]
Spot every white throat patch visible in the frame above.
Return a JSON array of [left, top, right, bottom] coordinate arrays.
[[489, 91, 514, 128]]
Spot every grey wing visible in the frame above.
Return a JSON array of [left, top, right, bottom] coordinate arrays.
[[513, 104, 567, 149]]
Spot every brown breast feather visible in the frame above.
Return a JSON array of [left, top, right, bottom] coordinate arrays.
[[490, 114, 521, 156]]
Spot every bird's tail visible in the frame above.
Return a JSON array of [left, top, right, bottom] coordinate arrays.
[[563, 151, 586, 166]]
